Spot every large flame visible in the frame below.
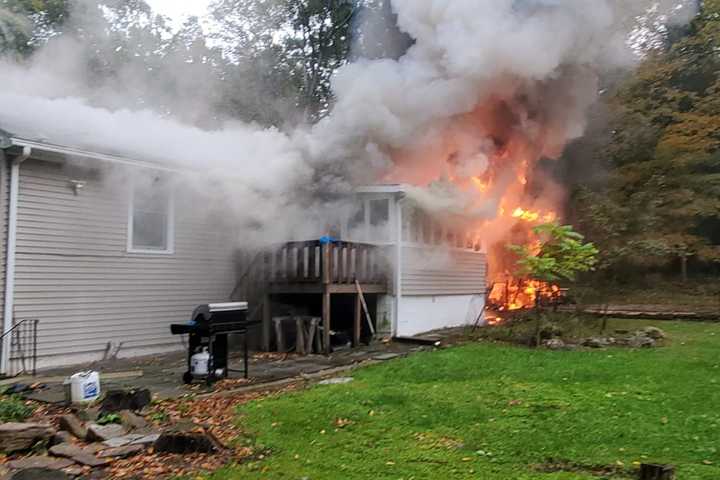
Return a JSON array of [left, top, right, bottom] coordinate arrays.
[[383, 96, 565, 315]]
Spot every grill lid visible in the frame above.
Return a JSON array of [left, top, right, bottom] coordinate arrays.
[[208, 302, 248, 312]]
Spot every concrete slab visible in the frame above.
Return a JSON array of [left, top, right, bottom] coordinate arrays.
[[19, 328, 466, 403]]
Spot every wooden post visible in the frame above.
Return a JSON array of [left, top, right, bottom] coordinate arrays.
[[295, 317, 305, 355], [354, 293, 362, 347], [322, 288, 331, 355], [640, 464, 675, 480], [262, 294, 271, 352]]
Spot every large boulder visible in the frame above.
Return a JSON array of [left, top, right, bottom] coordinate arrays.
[[0, 423, 54, 454]]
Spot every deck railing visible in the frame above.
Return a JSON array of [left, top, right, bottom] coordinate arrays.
[[262, 240, 386, 285]]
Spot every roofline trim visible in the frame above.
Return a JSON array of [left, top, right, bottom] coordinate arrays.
[[7, 137, 189, 174]]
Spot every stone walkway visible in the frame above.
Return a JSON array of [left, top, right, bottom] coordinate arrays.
[[12, 338, 438, 403]]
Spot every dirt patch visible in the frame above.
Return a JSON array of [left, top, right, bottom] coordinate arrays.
[[535, 460, 635, 478]]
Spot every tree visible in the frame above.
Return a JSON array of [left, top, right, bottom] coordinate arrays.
[[565, 0, 720, 281], [209, 0, 411, 125], [0, 0, 69, 57], [509, 222, 599, 284], [508, 222, 599, 345]]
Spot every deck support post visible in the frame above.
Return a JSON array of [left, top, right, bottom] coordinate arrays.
[[322, 242, 332, 355], [322, 288, 331, 355], [354, 293, 362, 347], [262, 294, 271, 352]]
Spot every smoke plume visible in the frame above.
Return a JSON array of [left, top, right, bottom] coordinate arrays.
[[0, 0, 697, 246]]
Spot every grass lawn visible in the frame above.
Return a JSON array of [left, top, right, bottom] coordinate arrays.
[[213, 319, 720, 479]]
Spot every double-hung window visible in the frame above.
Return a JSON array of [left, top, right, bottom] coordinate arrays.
[[127, 177, 174, 254]]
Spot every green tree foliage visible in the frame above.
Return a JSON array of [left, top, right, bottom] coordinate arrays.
[[569, 0, 720, 279], [0, 0, 68, 57], [210, 0, 410, 125], [509, 222, 599, 283]]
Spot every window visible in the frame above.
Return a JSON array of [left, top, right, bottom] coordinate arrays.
[[369, 199, 390, 243], [127, 177, 174, 254]]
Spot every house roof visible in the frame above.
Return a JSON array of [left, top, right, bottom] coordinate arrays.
[[355, 184, 409, 195], [0, 128, 192, 173]]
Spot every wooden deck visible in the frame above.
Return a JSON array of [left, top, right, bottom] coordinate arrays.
[[234, 240, 389, 354]]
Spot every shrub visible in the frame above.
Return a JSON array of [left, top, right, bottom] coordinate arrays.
[[0, 395, 34, 422]]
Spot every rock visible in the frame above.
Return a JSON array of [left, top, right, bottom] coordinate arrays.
[[49, 431, 74, 446], [85, 423, 126, 442], [58, 414, 87, 441], [318, 377, 354, 385], [373, 353, 399, 361], [101, 434, 144, 448], [129, 433, 160, 446], [7, 456, 74, 470], [9, 468, 70, 480], [98, 444, 144, 458], [81, 443, 107, 454], [99, 389, 151, 413], [628, 335, 656, 348], [48, 444, 110, 467], [0, 422, 54, 453], [543, 338, 566, 350], [643, 326, 666, 340], [539, 323, 563, 340], [582, 337, 610, 349], [62, 466, 85, 477], [154, 431, 220, 454], [119, 410, 148, 431], [72, 407, 99, 423]]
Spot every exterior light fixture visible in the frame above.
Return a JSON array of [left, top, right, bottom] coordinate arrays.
[[69, 180, 86, 195]]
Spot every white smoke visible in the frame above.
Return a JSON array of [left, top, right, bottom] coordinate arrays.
[[0, 0, 698, 243]]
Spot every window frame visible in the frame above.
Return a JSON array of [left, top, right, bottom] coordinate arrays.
[[126, 178, 175, 255]]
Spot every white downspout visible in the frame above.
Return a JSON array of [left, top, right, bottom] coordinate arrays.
[[2, 146, 31, 375], [394, 195, 405, 337]]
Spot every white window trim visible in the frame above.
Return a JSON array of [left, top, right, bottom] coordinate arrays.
[[126, 180, 176, 255]]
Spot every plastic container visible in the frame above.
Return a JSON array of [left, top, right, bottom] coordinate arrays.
[[190, 348, 210, 377], [64, 371, 101, 403]]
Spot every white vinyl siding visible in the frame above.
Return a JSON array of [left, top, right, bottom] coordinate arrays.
[[0, 152, 8, 347], [401, 246, 487, 296], [12, 159, 236, 369]]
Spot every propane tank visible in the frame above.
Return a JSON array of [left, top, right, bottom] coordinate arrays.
[[190, 347, 210, 376]]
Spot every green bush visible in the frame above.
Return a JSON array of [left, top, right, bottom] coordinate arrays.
[[0, 395, 34, 422]]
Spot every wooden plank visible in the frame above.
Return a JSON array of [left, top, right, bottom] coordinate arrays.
[[286, 246, 295, 280], [308, 245, 317, 280], [322, 243, 331, 285], [339, 246, 346, 284], [295, 317, 305, 355], [355, 280, 375, 336], [296, 245, 304, 280], [354, 293, 362, 347], [328, 284, 387, 294], [268, 284, 324, 294], [322, 288, 331, 355]]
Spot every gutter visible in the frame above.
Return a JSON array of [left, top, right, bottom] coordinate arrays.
[[394, 194, 405, 337], [2, 146, 31, 375]]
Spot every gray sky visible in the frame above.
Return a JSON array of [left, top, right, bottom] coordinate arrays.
[[145, 0, 212, 23]]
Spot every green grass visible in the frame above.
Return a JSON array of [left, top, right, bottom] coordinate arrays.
[[214, 320, 720, 479]]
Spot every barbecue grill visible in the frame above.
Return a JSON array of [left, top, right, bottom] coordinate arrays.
[[170, 302, 257, 384]]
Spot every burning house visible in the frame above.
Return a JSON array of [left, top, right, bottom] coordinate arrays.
[[0, 1, 691, 372]]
